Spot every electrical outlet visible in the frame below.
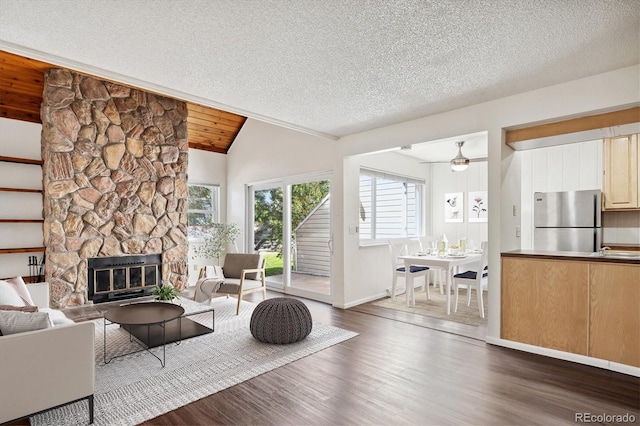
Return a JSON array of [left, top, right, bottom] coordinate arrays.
[[516, 226, 521, 238], [512, 205, 517, 216]]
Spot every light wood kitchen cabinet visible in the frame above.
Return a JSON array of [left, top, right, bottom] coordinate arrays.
[[589, 263, 640, 368], [501, 257, 589, 355], [602, 134, 639, 210]]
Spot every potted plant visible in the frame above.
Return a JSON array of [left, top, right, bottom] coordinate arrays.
[[193, 222, 241, 265], [152, 283, 180, 303]]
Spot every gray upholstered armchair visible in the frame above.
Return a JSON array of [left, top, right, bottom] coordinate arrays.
[[195, 253, 266, 314]]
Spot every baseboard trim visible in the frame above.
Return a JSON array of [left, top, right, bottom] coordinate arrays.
[[485, 337, 639, 377], [341, 292, 388, 309]]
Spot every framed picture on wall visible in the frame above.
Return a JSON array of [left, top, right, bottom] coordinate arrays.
[[444, 192, 463, 223], [469, 191, 488, 222]]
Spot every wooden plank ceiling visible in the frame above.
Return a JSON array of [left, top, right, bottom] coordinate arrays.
[[0, 50, 245, 153]]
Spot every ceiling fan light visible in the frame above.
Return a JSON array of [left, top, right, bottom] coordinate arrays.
[[451, 157, 469, 171], [450, 141, 469, 171]]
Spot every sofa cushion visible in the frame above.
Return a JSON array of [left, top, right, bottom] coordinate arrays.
[[223, 254, 261, 280], [5, 276, 36, 306], [0, 310, 52, 335], [0, 280, 26, 307]]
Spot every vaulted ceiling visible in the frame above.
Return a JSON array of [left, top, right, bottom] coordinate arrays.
[[0, 1, 638, 140], [0, 50, 246, 153]]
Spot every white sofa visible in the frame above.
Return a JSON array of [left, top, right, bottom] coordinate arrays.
[[0, 282, 95, 424]]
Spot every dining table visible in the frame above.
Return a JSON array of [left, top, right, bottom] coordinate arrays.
[[398, 251, 483, 315]]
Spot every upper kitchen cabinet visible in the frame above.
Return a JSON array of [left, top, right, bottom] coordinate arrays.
[[603, 134, 639, 210]]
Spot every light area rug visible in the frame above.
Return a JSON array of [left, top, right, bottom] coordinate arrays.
[[371, 287, 487, 326], [31, 297, 358, 426]]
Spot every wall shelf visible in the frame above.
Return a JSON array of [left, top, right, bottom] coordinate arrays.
[[0, 156, 45, 262], [0, 155, 43, 166], [0, 247, 44, 254], [0, 187, 43, 193]]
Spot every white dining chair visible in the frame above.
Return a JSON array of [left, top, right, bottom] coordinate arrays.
[[388, 238, 430, 302], [452, 241, 489, 318]]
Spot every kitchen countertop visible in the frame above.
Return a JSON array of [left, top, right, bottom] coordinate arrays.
[[502, 250, 640, 264]]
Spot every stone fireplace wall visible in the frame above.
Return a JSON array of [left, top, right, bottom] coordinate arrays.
[[41, 69, 189, 308]]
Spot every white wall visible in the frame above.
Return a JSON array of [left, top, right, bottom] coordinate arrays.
[[0, 118, 44, 279], [519, 139, 603, 249], [431, 161, 488, 248], [187, 149, 228, 284]]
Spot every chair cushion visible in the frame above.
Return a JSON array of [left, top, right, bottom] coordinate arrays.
[[217, 282, 241, 294], [454, 270, 488, 280], [223, 254, 261, 280], [396, 265, 429, 273], [223, 277, 264, 291]]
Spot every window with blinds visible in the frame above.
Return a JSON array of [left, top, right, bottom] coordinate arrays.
[[359, 168, 424, 242]]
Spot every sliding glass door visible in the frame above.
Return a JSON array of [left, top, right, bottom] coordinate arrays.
[[248, 174, 331, 303]]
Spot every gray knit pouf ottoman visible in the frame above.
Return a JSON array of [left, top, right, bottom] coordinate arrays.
[[250, 297, 313, 344]]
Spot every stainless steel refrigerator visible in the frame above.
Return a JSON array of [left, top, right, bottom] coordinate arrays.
[[534, 189, 602, 252]]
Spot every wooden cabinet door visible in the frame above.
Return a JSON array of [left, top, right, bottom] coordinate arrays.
[[589, 263, 640, 367], [603, 135, 638, 210], [502, 258, 538, 346], [501, 258, 589, 355], [535, 260, 589, 355]]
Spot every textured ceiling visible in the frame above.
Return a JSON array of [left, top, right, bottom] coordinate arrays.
[[0, 0, 638, 139]]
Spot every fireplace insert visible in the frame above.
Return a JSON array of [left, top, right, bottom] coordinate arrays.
[[88, 254, 162, 304]]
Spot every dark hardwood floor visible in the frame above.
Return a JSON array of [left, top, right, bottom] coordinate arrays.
[[140, 291, 640, 426]]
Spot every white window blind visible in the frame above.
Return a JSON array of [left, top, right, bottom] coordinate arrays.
[[359, 168, 424, 242]]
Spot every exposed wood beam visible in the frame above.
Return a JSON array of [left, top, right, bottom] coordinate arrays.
[[506, 106, 640, 146]]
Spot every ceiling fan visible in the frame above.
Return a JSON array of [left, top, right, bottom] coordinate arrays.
[[419, 141, 487, 171]]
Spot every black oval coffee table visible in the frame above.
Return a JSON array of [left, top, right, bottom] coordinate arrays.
[[104, 302, 184, 367]]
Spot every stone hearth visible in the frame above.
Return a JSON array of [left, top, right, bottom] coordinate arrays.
[[41, 69, 189, 308]]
